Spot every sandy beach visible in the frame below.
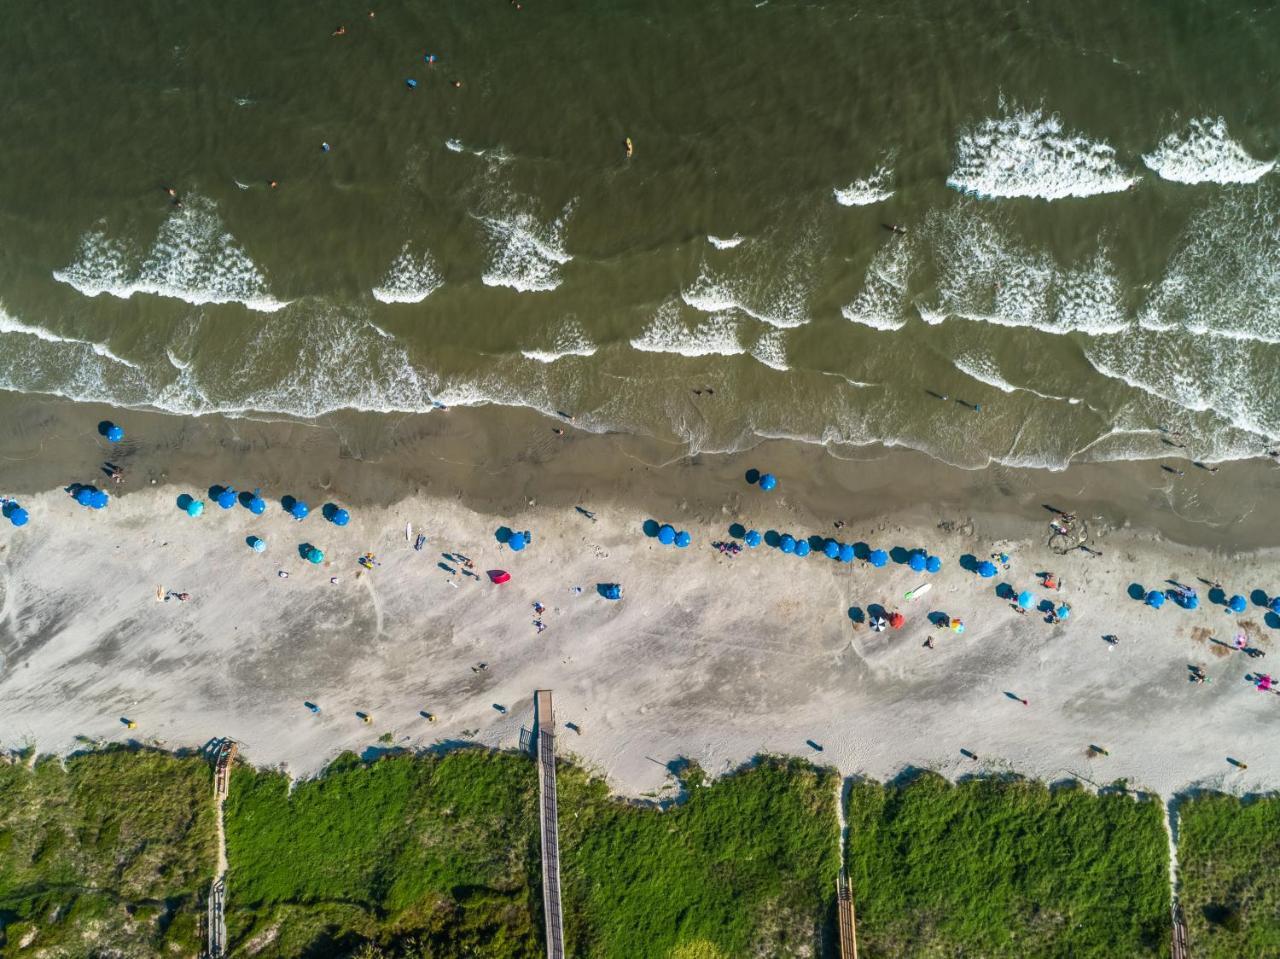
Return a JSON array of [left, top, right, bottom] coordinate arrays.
[[0, 394, 1278, 800]]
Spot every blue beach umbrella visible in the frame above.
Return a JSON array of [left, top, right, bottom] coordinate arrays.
[[824, 539, 840, 559], [105, 424, 125, 443], [1270, 597, 1280, 616], [744, 529, 762, 548], [508, 532, 528, 551], [908, 551, 927, 572], [74, 487, 95, 507], [248, 536, 267, 552], [657, 524, 676, 546], [780, 534, 796, 554], [675, 530, 692, 548], [6, 506, 28, 527], [186, 498, 205, 517], [794, 540, 811, 557], [869, 549, 889, 568], [758, 473, 778, 491], [1017, 590, 1035, 609], [839, 543, 855, 564], [1146, 590, 1166, 609], [330, 507, 350, 527], [247, 491, 267, 515], [216, 487, 237, 509], [1056, 605, 1071, 621], [926, 555, 942, 573], [977, 560, 997, 578], [289, 499, 310, 521], [1228, 594, 1247, 613], [306, 546, 324, 564], [1183, 593, 1199, 610]]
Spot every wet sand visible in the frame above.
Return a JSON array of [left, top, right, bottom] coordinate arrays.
[[0, 392, 1277, 798]]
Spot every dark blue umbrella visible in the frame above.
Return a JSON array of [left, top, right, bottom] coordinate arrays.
[[675, 530, 692, 548], [926, 555, 942, 573], [869, 549, 888, 568], [657, 524, 676, 545], [1228, 594, 1247, 613], [977, 560, 997, 578], [508, 532, 527, 551], [824, 539, 840, 559], [839, 543, 855, 563], [780, 534, 796, 554], [1270, 596, 1280, 616], [759, 473, 777, 491], [1018, 589, 1035, 609], [794, 540, 811, 557], [331, 508, 351, 527], [290, 499, 309, 520], [744, 529, 762, 548], [216, 487, 237, 509], [1146, 590, 1165, 608], [908, 551, 926, 572]]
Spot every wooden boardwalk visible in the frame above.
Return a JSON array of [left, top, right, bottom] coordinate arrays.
[[203, 739, 236, 959], [1171, 902, 1190, 959], [837, 870, 859, 959], [536, 690, 566, 959]]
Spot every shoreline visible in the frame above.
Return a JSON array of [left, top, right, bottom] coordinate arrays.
[[0, 391, 1278, 799]]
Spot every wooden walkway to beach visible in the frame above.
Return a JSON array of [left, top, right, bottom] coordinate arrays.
[[1171, 903, 1190, 959], [837, 870, 859, 959], [536, 690, 566, 959], [203, 739, 236, 959]]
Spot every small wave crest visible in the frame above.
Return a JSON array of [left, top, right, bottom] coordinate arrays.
[[834, 163, 894, 206], [707, 234, 745, 249], [631, 301, 745, 357], [1143, 117, 1274, 185], [841, 237, 914, 331], [53, 198, 287, 312], [478, 199, 573, 293], [373, 243, 444, 303], [521, 319, 598, 363], [948, 104, 1136, 201], [0, 306, 138, 369]]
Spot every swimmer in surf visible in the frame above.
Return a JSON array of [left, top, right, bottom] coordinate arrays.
[[624, 137, 634, 158]]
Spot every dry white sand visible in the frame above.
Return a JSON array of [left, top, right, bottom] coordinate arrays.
[[1, 476, 1276, 801]]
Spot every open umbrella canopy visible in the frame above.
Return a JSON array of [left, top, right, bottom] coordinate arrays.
[[1228, 594, 1247, 613], [215, 487, 236, 509], [824, 539, 840, 559], [247, 492, 266, 515], [1270, 597, 1280, 616], [508, 532, 528, 551], [977, 560, 997, 578], [1146, 590, 1166, 608], [869, 549, 888, 568], [657, 524, 676, 545], [1183, 593, 1199, 610], [1017, 590, 1035, 609], [289, 500, 309, 520], [6, 506, 28, 527], [780, 534, 796, 554], [926, 555, 942, 573], [758, 473, 777, 491], [248, 536, 266, 552], [599, 583, 622, 600], [331, 508, 350, 527], [889, 611, 905, 629], [675, 530, 692, 548], [1056, 605, 1071, 620], [908, 551, 927, 572], [839, 543, 855, 563], [744, 529, 762, 548], [870, 617, 886, 632], [488, 569, 511, 584], [186, 498, 205, 517], [105, 424, 125, 443], [794, 540, 811, 557], [305, 547, 324, 564]]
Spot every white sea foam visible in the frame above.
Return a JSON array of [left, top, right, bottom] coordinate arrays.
[[707, 234, 745, 249], [445, 138, 464, 153], [749, 329, 789, 371], [948, 104, 1137, 200], [930, 209, 1129, 334], [951, 351, 1084, 405], [54, 199, 287, 312], [478, 199, 573, 293], [1143, 117, 1274, 185], [372, 243, 444, 303], [0, 307, 138, 369], [841, 237, 914, 331], [681, 227, 816, 330], [520, 319, 598, 363], [834, 164, 894, 206], [1138, 192, 1280, 343], [631, 302, 745, 357]]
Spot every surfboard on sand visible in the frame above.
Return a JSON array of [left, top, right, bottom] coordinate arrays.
[[905, 582, 932, 601]]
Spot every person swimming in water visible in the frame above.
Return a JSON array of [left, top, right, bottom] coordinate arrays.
[[624, 137, 634, 158]]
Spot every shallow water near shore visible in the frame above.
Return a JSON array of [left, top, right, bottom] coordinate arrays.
[[0, 0, 1279, 470]]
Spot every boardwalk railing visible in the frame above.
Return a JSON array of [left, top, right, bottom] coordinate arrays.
[[536, 690, 566, 959], [837, 870, 859, 959]]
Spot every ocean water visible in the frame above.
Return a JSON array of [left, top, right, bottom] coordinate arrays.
[[0, 0, 1277, 468]]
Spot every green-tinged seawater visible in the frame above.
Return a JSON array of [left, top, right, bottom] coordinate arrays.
[[0, 0, 1277, 467]]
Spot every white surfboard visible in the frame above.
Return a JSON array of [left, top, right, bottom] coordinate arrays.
[[904, 582, 932, 602]]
